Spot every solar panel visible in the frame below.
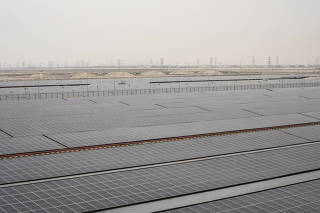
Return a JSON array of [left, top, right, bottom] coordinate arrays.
[[298, 90, 320, 99], [0, 130, 10, 139], [0, 136, 65, 155], [47, 113, 316, 147], [0, 106, 254, 138], [281, 125, 320, 142], [0, 122, 46, 137], [135, 108, 256, 125], [163, 179, 320, 213], [0, 143, 319, 212], [0, 91, 318, 139], [302, 111, 320, 120], [0, 129, 308, 184], [243, 100, 320, 116]]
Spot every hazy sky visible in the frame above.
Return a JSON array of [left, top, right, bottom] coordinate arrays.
[[0, 0, 319, 65]]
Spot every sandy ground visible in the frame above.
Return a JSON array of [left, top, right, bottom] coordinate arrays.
[[198, 70, 223, 75], [105, 72, 134, 78], [0, 68, 319, 81], [139, 71, 167, 77], [169, 70, 196, 75], [71, 72, 98, 79]]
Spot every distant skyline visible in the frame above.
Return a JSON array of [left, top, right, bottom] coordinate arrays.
[[1, 0, 319, 65]]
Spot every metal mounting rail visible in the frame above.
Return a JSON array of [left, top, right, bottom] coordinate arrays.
[[1, 121, 319, 160]]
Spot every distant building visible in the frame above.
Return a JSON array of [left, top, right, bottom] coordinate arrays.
[[267, 56, 272, 67], [160, 57, 164, 66]]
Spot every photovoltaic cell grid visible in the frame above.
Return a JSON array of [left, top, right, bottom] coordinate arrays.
[[0, 130, 10, 139], [134, 108, 256, 125], [0, 108, 252, 138], [157, 97, 264, 108], [302, 111, 320, 120], [0, 118, 101, 137], [0, 94, 209, 120], [0, 90, 319, 139], [0, 93, 313, 136], [0, 144, 320, 213], [127, 106, 204, 117], [163, 179, 320, 213], [47, 113, 316, 147], [0, 105, 47, 120], [281, 125, 320, 142], [0, 104, 258, 138], [0, 129, 309, 184], [299, 89, 320, 99], [36, 109, 255, 136], [0, 122, 48, 137], [0, 136, 64, 155], [242, 99, 320, 116]]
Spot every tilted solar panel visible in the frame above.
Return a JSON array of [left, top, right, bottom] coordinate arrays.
[[163, 179, 320, 213], [0, 129, 309, 184], [0, 144, 319, 212]]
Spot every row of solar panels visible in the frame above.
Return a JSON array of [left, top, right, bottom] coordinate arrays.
[[1, 124, 320, 185], [1, 92, 320, 139], [163, 178, 320, 213], [1, 87, 320, 212], [0, 87, 319, 119], [0, 142, 319, 212], [1, 75, 317, 94], [0, 113, 318, 156], [1, 96, 319, 138]]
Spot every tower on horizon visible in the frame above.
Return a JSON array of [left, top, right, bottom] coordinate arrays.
[[276, 56, 279, 67], [267, 56, 272, 67], [160, 57, 164, 67]]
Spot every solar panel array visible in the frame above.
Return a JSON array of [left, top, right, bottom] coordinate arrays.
[[45, 113, 315, 148], [302, 111, 320, 120], [1, 86, 320, 212], [243, 99, 320, 116], [163, 179, 320, 213], [1, 74, 318, 95], [281, 125, 320, 142], [0, 144, 320, 212], [0, 129, 309, 184], [0, 130, 10, 139], [0, 135, 65, 155]]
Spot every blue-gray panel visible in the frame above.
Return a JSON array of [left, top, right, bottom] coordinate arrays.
[[0, 144, 319, 212], [163, 179, 320, 213], [0, 129, 308, 184], [0, 122, 49, 137], [0, 131, 10, 139], [281, 125, 320, 142], [302, 111, 320, 120], [48, 114, 316, 147], [0, 88, 319, 138], [0, 136, 64, 155], [243, 99, 320, 116]]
